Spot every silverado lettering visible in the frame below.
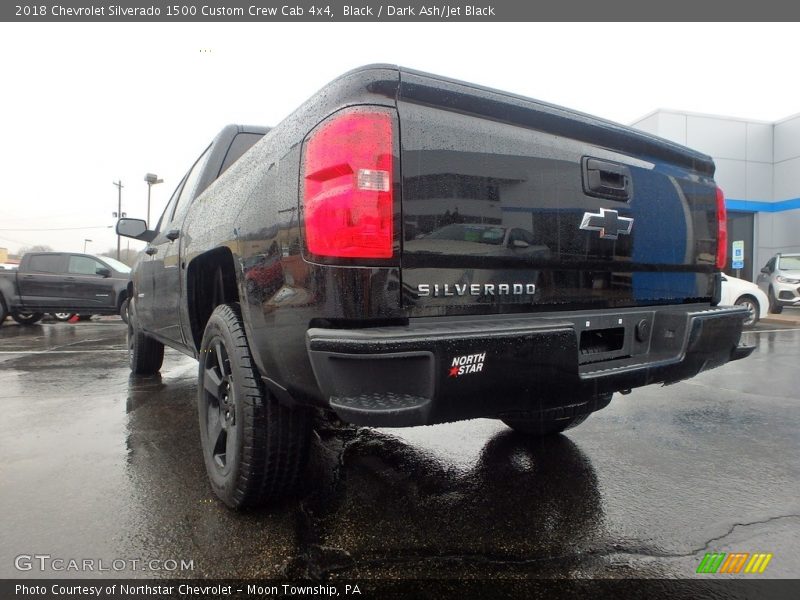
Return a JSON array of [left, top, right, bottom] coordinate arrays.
[[417, 283, 536, 297]]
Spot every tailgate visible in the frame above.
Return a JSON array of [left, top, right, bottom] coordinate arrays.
[[397, 69, 719, 316]]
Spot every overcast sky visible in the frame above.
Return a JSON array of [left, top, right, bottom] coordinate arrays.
[[1, 22, 799, 256]]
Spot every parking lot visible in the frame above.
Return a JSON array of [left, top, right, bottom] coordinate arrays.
[[0, 315, 798, 580]]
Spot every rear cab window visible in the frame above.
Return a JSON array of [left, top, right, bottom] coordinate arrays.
[[219, 133, 263, 175], [26, 254, 64, 273]]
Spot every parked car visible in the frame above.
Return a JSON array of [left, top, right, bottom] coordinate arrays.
[[0, 252, 131, 326], [720, 274, 768, 327], [756, 253, 800, 314], [117, 65, 754, 509]]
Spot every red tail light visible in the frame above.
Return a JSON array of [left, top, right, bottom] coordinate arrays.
[[302, 109, 394, 259], [716, 186, 727, 269]]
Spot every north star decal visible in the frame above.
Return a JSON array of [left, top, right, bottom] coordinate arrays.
[[449, 352, 486, 377]]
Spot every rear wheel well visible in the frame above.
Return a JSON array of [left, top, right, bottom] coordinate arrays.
[[187, 247, 240, 351], [735, 294, 759, 305]]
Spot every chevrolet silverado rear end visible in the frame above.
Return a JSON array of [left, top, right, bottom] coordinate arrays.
[[303, 67, 753, 429], [120, 65, 754, 508]]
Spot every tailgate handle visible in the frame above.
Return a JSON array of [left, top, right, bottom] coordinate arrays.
[[582, 157, 632, 201]]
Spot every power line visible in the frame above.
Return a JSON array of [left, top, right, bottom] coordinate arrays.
[[0, 226, 113, 231], [0, 234, 36, 246], [0, 212, 88, 223]]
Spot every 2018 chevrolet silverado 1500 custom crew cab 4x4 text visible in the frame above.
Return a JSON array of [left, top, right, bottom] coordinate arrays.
[[117, 66, 755, 509], [0, 252, 132, 326]]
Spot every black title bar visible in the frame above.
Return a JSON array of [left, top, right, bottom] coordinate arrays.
[[3, 0, 800, 21]]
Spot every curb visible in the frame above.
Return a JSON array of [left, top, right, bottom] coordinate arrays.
[[761, 317, 800, 326]]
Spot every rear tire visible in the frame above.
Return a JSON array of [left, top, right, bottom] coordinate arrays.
[[119, 297, 130, 324], [11, 311, 44, 326], [52, 312, 74, 322], [198, 303, 311, 508], [127, 302, 164, 375], [0, 296, 8, 325], [501, 393, 611, 437], [503, 414, 590, 436]]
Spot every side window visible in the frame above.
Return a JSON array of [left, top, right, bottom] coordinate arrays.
[[27, 254, 63, 273], [68, 256, 105, 275], [153, 143, 211, 234], [219, 133, 263, 175], [173, 144, 212, 220], [766, 257, 776, 272], [155, 178, 186, 233]]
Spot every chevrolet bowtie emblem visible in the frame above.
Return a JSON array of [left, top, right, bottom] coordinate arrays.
[[579, 208, 633, 240]]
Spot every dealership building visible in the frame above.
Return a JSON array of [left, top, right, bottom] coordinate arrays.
[[632, 110, 800, 281]]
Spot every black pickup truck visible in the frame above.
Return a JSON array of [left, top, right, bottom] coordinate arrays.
[[0, 252, 131, 326], [117, 65, 754, 509]]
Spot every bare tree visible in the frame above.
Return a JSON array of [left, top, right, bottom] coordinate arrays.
[[18, 244, 54, 256]]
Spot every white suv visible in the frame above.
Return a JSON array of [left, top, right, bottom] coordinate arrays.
[[756, 253, 800, 314]]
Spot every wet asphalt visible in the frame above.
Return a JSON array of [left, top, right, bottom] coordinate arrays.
[[0, 316, 798, 581]]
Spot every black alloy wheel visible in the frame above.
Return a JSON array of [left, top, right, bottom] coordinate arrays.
[[198, 303, 311, 508]]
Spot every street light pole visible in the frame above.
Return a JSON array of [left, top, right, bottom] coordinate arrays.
[[113, 180, 124, 260], [144, 173, 163, 227]]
